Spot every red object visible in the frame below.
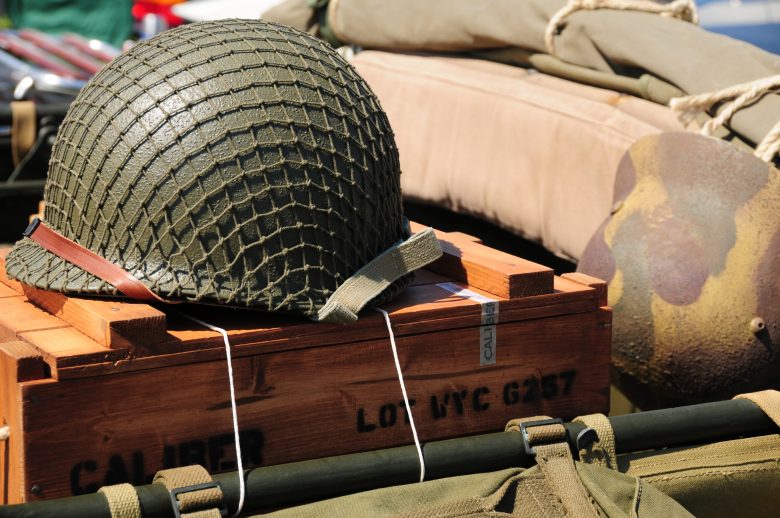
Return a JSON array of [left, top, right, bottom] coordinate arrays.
[[132, 1, 186, 27], [0, 33, 88, 79], [18, 30, 104, 75], [61, 33, 120, 63]]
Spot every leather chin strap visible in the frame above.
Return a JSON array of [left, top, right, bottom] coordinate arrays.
[[24, 217, 165, 304]]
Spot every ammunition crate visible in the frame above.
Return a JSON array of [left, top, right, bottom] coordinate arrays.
[[0, 227, 610, 503]]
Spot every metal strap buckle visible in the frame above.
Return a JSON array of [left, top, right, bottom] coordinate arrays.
[[23, 216, 41, 237], [169, 481, 228, 518], [520, 418, 565, 456]]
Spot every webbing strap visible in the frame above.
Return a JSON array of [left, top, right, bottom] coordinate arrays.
[[98, 483, 142, 518], [507, 415, 600, 517], [734, 390, 780, 427], [11, 101, 36, 167], [316, 227, 442, 323], [154, 465, 224, 518], [574, 413, 618, 470]]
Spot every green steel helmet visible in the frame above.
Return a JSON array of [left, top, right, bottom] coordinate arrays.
[[6, 19, 441, 323], [579, 132, 780, 408]]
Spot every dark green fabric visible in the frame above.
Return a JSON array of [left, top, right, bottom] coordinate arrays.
[[6, 19, 410, 319], [7, 0, 132, 47]]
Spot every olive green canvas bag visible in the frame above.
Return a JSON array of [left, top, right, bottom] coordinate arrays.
[[258, 416, 693, 518], [618, 390, 780, 518], [256, 390, 780, 517]]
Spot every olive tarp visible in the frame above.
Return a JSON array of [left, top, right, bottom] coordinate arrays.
[[265, 0, 780, 149]]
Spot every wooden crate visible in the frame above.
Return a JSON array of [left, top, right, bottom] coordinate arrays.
[[0, 228, 611, 503]]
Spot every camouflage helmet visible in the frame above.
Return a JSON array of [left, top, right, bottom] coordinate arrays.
[[6, 19, 441, 323], [579, 132, 779, 408]]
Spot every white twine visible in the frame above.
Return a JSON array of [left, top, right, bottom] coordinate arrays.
[[0, 425, 9, 441], [545, 0, 698, 55], [179, 313, 246, 518], [376, 308, 425, 483], [669, 74, 780, 162]]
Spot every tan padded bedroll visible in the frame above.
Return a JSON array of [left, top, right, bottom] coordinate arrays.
[[350, 51, 685, 260]]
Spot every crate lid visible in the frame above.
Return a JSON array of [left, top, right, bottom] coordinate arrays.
[[0, 226, 606, 380]]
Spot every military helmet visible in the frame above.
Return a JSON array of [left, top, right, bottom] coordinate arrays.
[[6, 19, 441, 323], [579, 132, 779, 407]]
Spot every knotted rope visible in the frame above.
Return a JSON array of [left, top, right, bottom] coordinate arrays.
[[670, 75, 780, 162], [545, 0, 698, 55]]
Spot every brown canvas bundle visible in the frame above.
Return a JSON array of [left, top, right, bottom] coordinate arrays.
[[265, 0, 780, 149]]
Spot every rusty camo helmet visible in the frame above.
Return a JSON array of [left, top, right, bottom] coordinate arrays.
[[6, 19, 441, 323], [579, 132, 779, 407]]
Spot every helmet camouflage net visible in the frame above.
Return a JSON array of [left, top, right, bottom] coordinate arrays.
[[6, 19, 440, 322]]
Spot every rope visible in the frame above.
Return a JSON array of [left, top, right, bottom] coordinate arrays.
[[545, 0, 698, 55], [756, 120, 780, 162], [376, 308, 425, 482], [669, 74, 780, 162], [0, 425, 9, 441], [179, 313, 245, 518]]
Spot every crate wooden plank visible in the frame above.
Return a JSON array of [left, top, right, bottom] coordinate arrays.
[[20, 285, 167, 350], [0, 254, 167, 350], [1, 342, 47, 504], [0, 246, 600, 376], [18, 308, 610, 501], [18, 328, 128, 373], [446, 231, 482, 243], [410, 222, 553, 298], [1, 341, 49, 383], [0, 249, 601, 379], [0, 282, 20, 298], [0, 296, 69, 343], [48, 279, 599, 378], [562, 272, 608, 307]]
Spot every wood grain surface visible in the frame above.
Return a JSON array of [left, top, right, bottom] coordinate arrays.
[[0, 229, 610, 503]]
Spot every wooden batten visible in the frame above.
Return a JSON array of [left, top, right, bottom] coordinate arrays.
[[20, 285, 167, 350], [562, 272, 608, 307], [409, 222, 553, 298]]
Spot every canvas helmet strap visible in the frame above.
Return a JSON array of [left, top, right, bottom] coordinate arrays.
[[23, 217, 443, 320], [316, 227, 442, 323], [23, 217, 166, 304]]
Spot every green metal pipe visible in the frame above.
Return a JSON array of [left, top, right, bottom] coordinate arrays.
[[0, 180, 46, 196], [609, 398, 772, 453], [0, 398, 775, 517]]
